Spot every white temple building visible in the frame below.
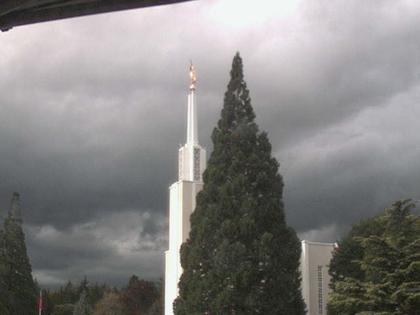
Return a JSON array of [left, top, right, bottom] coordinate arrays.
[[164, 64, 206, 315], [300, 240, 336, 315]]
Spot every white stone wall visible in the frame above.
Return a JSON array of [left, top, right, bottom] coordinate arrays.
[[300, 241, 335, 315], [165, 180, 203, 315]]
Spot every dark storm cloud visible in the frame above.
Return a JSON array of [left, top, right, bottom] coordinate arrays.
[[245, 0, 420, 149], [0, 0, 419, 286], [282, 84, 420, 241], [26, 210, 167, 285]]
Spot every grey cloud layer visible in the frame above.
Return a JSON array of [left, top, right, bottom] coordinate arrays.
[[0, 0, 419, 285], [27, 210, 167, 286]]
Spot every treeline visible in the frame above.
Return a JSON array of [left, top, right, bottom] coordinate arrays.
[[0, 192, 162, 315], [43, 275, 162, 315]]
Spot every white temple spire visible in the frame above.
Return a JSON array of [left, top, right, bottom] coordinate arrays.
[[186, 63, 198, 145], [165, 63, 207, 315]]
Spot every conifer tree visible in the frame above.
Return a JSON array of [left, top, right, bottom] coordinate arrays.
[[0, 229, 11, 315], [328, 199, 420, 315], [121, 275, 159, 315], [53, 304, 75, 315], [92, 292, 125, 315], [61, 281, 77, 304], [174, 53, 305, 315], [73, 290, 91, 315], [3, 192, 37, 315]]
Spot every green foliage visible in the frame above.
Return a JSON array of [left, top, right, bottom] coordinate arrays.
[[0, 229, 10, 315], [88, 282, 108, 308], [174, 53, 305, 314], [73, 290, 92, 315], [0, 191, 162, 315], [42, 289, 55, 315], [0, 193, 37, 314], [47, 276, 161, 315], [92, 292, 126, 315], [77, 277, 89, 297], [52, 304, 75, 315], [48, 279, 109, 314], [121, 275, 159, 315], [328, 199, 420, 315], [146, 280, 163, 315], [2, 211, 37, 314], [146, 298, 163, 315], [329, 216, 383, 285]]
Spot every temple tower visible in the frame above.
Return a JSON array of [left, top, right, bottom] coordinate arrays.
[[164, 64, 206, 315]]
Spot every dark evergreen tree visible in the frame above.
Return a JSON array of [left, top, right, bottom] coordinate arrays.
[[87, 282, 107, 308], [62, 281, 77, 304], [174, 53, 305, 315], [48, 278, 114, 314], [121, 275, 159, 315], [146, 280, 163, 315], [146, 297, 163, 315], [3, 192, 37, 315], [53, 304, 75, 315], [329, 216, 384, 285], [0, 228, 11, 315], [43, 289, 55, 315], [73, 290, 91, 315], [77, 276, 89, 297], [328, 199, 420, 315], [92, 291, 126, 315]]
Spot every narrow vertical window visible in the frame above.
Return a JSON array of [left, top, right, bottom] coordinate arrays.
[[317, 265, 323, 314], [193, 148, 200, 181]]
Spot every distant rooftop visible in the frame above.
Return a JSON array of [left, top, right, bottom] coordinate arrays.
[[0, 0, 194, 32]]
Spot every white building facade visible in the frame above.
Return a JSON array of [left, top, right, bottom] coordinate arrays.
[[300, 240, 336, 315], [164, 65, 206, 315]]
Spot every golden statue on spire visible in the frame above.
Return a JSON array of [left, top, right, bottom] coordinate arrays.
[[189, 61, 197, 90]]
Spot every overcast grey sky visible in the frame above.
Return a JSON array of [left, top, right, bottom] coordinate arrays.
[[1, 0, 419, 287]]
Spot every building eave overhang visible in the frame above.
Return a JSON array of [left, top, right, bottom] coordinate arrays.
[[0, 0, 195, 32]]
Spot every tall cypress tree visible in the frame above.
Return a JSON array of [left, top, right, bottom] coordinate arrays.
[[174, 53, 305, 315], [3, 192, 37, 315]]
